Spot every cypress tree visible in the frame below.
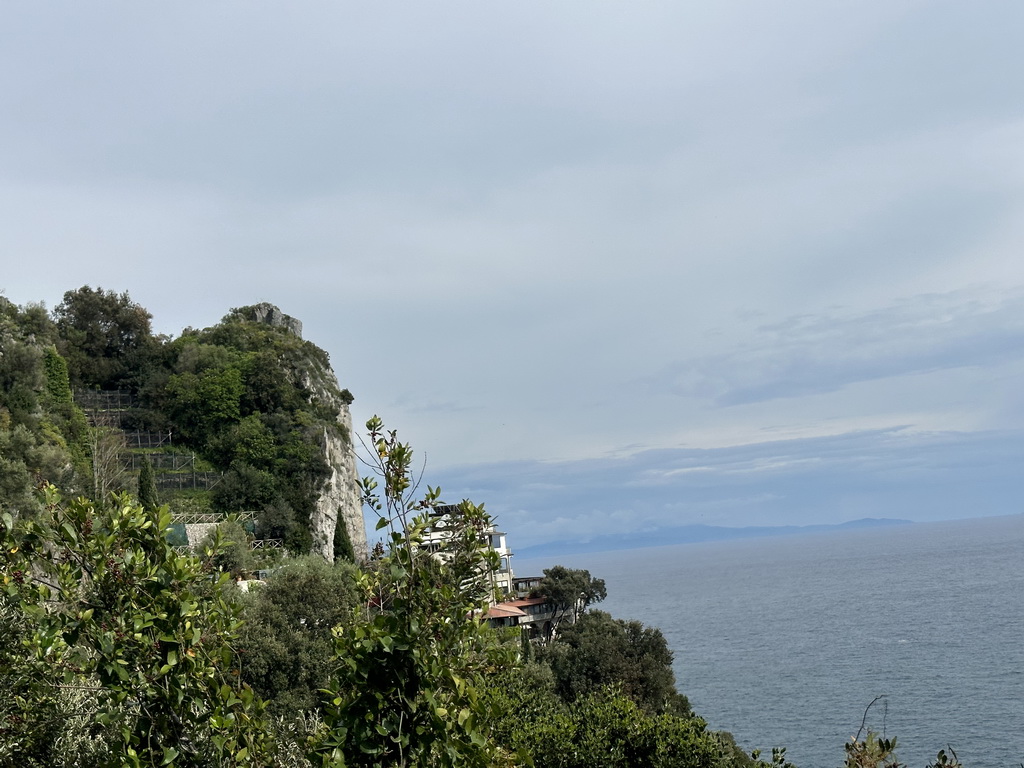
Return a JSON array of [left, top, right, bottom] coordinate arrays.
[[333, 509, 355, 562], [138, 455, 159, 511]]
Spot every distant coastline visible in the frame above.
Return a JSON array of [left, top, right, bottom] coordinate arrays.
[[516, 517, 915, 559]]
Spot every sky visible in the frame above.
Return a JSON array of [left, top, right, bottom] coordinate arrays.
[[3, 2, 1024, 551]]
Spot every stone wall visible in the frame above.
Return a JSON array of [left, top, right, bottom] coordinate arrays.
[[184, 522, 219, 549]]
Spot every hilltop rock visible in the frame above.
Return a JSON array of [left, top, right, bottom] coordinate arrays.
[[241, 302, 303, 338]]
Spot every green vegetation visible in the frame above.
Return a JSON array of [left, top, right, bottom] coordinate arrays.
[[312, 416, 519, 767], [0, 297, 87, 515], [1, 488, 271, 767], [137, 455, 159, 511], [537, 609, 691, 716], [236, 556, 360, 717], [0, 288, 358, 558], [53, 285, 161, 393], [531, 564, 607, 628], [480, 673, 721, 768]]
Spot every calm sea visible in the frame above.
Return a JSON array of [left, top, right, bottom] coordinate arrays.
[[517, 515, 1024, 768]]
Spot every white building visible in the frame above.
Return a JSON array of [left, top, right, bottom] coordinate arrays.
[[419, 504, 515, 600]]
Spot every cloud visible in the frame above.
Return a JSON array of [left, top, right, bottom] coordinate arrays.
[[648, 289, 1024, 407], [424, 426, 1024, 550]]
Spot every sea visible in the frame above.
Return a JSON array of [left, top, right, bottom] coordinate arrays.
[[516, 514, 1024, 768]]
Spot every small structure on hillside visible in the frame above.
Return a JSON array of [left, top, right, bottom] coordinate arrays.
[[512, 575, 543, 598]]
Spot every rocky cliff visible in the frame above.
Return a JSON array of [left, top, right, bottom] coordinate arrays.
[[306, 372, 366, 562], [247, 305, 367, 562]]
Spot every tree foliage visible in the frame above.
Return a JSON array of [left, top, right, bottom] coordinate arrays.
[[532, 564, 607, 628], [539, 609, 690, 716], [137, 455, 159, 512], [200, 519, 256, 580], [236, 557, 360, 718], [481, 667, 719, 768], [0, 487, 273, 767], [309, 416, 517, 768], [53, 286, 158, 392], [0, 301, 83, 514]]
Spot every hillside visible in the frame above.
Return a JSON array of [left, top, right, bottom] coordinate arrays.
[[0, 287, 366, 561]]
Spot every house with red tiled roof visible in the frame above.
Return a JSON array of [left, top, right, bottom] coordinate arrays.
[[483, 595, 558, 639]]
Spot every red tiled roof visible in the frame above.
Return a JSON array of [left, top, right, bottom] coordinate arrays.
[[505, 597, 548, 607], [483, 596, 551, 619], [485, 603, 528, 619]]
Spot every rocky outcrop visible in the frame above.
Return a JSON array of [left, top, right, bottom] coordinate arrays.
[[315, 406, 367, 562], [228, 302, 366, 561], [246, 302, 303, 338], [301, 359, 367, 563]]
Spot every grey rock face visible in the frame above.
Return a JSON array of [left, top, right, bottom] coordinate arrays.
[[302, 365, 367, 563], [249, 302, 303, 338], [316, 406, 367, 562]]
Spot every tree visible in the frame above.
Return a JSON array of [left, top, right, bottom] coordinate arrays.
[[235, 556, 359, 717], [40, 346, 91, 482], [308, 416, 517, 768], [539, 609, 690, 715], [532, 564, 607, 628], [200, 519, 256, 580], [0, 487, 273, 766], [0, 314, 79, 514], [90, 426, 129, 503], [164, 366, 244, 448], [53, 286, 157, 391], [137, 454, 159, 511], [332, 505, 355, 562], [480, 672, 720, 768]]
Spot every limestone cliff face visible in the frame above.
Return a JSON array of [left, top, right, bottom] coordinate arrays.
[[315, 404, 367, 562], [298, 356, 367, 563]]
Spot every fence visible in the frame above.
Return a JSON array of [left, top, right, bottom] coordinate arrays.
[[125, 453, 195, 471], [171, 510, 256, 525], [123, 431, 173, 449], [75, 390, 140, 428], [251, 539, 283, 550], [155, 472, 221, 492], [74, 390, 138, 412]]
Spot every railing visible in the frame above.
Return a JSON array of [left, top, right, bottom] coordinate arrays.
[[171, 510, 256, 525], [74, 390, 138, 411], [250, 539, 283, 550], [155, 472, 221, 492]]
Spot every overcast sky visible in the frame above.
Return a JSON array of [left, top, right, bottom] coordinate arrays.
[[3, 2, 1024, 549]]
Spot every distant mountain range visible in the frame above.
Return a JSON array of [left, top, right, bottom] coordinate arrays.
[[515, 517, 914, 559]]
